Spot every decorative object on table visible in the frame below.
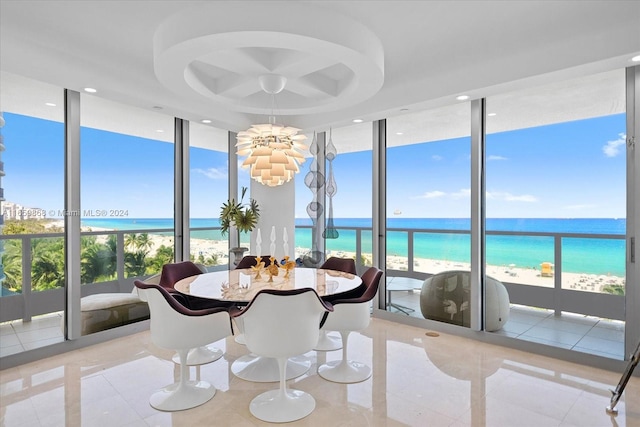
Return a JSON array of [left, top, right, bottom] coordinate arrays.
[[282, 227, 289, 257], [281, 256, 296, 279], [323, 127, 339, 239], [235, 74, 308, 187], [251, 256, 265, 280], [255, 228, 262, 256], [220, 186, 260, 266], [303, 131, 325, 267], [267, 257, 280, 282], [269, 225, 276, 256]]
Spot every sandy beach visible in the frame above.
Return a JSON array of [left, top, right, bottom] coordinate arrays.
[[61, 220, 624, 294]]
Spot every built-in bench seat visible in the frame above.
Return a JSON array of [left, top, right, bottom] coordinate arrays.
[[79, 273, 159, 335]]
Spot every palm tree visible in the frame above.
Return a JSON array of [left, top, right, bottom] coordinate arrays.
[[124, 233, 139, 250], [135, 233, 154, 252], [146, 245, 174, 273], [125, 250, 148, 277], [31, 237, 65, 290], [1, 239, 23, 292], [81, 239, 116, 284]]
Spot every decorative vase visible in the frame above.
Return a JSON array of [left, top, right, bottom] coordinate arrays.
[[230, 247, 249, 266]]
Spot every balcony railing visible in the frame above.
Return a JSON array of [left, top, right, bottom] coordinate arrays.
[[0, 225, 626, 324], [296, 225, 626, 321]]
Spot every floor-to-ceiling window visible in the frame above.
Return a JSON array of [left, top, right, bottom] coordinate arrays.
[[79, 94, 174, 335], [189, 122, 229, 269], [385, 104, 472, 322], [485, 69, 627, 359], [0, 72, 65, 355]]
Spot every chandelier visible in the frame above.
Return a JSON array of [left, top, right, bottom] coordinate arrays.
[[236, 75, 308, 187]]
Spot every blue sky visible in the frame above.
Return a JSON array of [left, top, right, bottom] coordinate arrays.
[[1, 112, 626, 219]]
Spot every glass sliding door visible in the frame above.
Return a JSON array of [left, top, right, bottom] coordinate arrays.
[[80, 95, 174, 335], [189, 122, 229, 269], [0, 72, 65, 355], [386, 104, 471, 323], [485, 69, 626, 359]]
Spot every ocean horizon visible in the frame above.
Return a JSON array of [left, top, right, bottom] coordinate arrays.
[[81, 217, 626, 277]]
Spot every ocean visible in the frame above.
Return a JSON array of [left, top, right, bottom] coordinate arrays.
[[81, 218, 626, 276]]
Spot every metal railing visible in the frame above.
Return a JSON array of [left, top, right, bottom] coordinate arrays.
[[0, 225, 626, 323]]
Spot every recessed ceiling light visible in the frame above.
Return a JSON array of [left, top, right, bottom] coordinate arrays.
[[156, 129, 164, 133], [396, 132, 403, 135], [201, 119, 212, 124], [152, 106, 163, 110], [400, 108, 409, 112], [83, 87, 97, 93], [456, 95, 469, 101], [487, 113, 497, 117], [352, 119, 363, 123], [45, 102, 56, 107], [632, 55, 640, 62]]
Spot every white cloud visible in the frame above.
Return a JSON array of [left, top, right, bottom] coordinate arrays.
[[563, 204, 597, 210], [486, 191, 537, 202], [451, 189, 471, 199], [602, 133, 626, 157], [192, 167, 227, 180], [487, 155, 508, 161], [414, 190, 446, 199], [431, 155, 443, 161], [411, 189, 470, 200]]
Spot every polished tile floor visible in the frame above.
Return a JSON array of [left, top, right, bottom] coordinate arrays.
[[0, 312, 65, 358], [1, 317, 638, 426]]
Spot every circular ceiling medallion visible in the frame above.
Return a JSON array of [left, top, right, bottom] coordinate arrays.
[[154, 2, 384, 116]]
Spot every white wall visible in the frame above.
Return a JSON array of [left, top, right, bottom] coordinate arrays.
[[250, 179, 295, 261]]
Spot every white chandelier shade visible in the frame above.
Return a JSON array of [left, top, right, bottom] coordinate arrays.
[[236, 123, 308, 187]]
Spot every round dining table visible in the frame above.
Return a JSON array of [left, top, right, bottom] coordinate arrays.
[[174, 266, 362, 382], [174, 266, 361, 302]]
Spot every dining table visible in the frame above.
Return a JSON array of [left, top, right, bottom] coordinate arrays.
[[174, 266, 362, 382]]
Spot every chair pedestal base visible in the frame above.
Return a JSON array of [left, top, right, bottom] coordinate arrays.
[[250, 389, 315, 423], [172, 344, 223, 366], [314, 330, 342, 351], [232, 354, 310, 382], [149, 380, 216, 411], [318, 360, 372, 383]]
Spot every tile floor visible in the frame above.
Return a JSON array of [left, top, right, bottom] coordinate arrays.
[[386, 277, 626, 360], [0, 312, 65, 358], [1, 317, 638, 426]]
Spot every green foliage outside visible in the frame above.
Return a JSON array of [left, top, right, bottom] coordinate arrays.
[[601, 284, 625, 295], [1, 220, 219, 293]]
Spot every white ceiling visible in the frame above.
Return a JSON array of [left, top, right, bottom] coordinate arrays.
[[1, 0, 639, 144]]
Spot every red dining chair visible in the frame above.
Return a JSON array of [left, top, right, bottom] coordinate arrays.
[[320, 256, 357, 275], [317, 266, 383, 383], [134, 281, 232, 411]]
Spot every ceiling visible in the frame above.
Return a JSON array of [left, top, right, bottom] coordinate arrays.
[[1, 1, 639, 141]]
